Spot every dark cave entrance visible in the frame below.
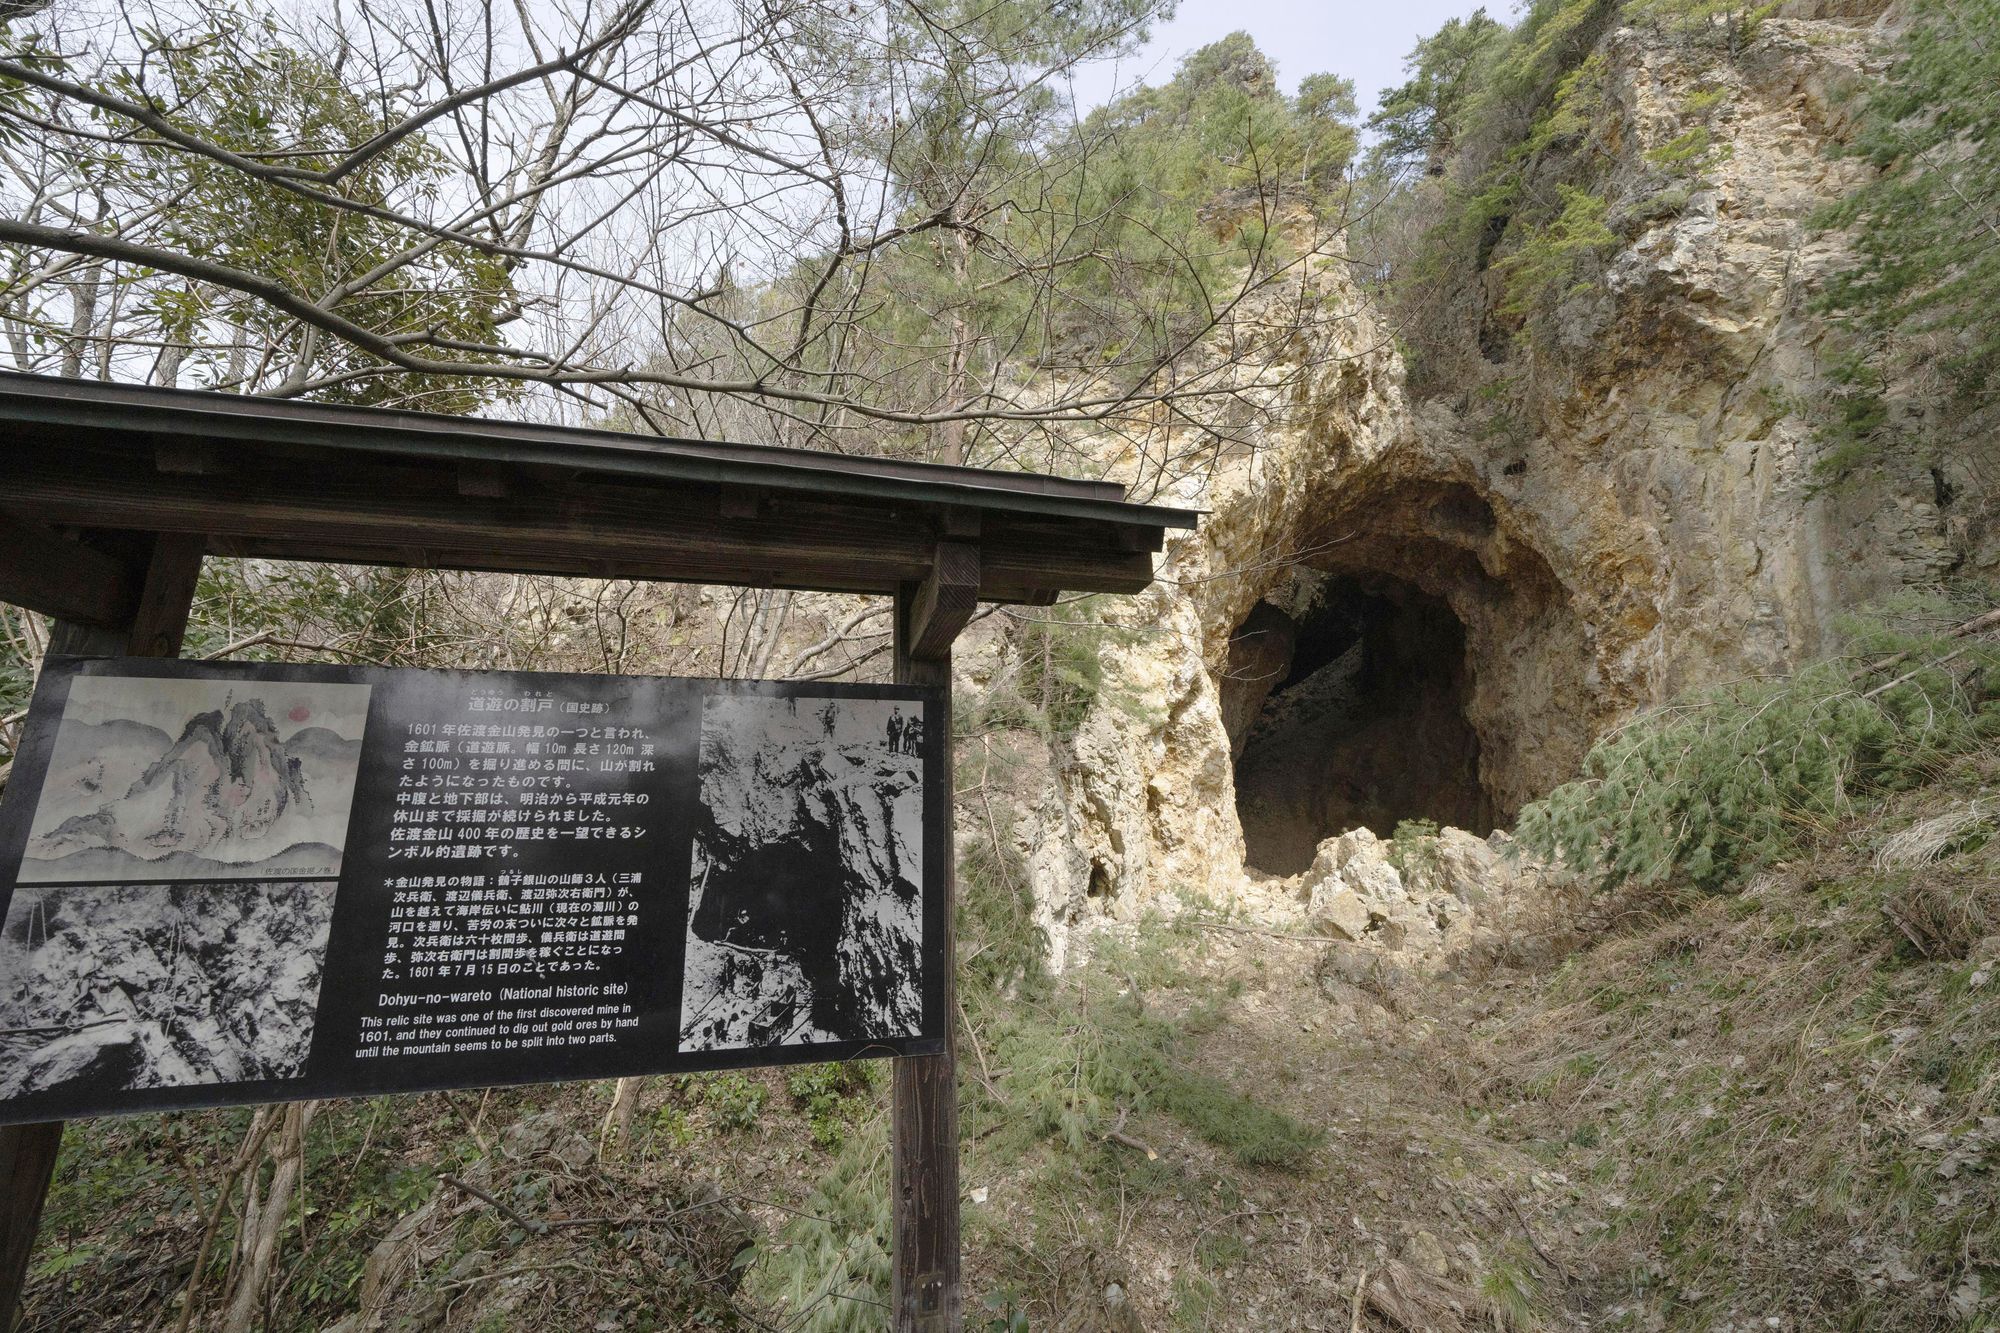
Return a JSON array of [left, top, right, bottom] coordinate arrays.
[[1224, 578, 1491, 876]]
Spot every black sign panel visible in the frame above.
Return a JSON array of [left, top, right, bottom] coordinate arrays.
[[0, 658, 944, 1123]]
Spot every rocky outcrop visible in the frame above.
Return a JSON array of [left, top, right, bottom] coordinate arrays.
[[1019, 1, 2000, 962]]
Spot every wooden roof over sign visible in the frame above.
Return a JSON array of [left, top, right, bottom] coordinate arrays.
[[0, 372, 1200, 626]]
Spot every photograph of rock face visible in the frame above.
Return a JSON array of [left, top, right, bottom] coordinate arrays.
[[20, 676, 371, 883], [679, 694, 925, 1053], [0, 879, 336, 1099]]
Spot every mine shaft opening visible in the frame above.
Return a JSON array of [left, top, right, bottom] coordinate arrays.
[[1224, 577, 1492, 876]]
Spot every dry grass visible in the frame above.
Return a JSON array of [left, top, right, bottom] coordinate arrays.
[[1875, 800, 1992, 871], [1472, 750, 2000, 1329]]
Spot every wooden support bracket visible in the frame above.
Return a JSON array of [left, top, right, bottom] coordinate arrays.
[[0, 510, 141, 628], [906, 542, 979, 664]]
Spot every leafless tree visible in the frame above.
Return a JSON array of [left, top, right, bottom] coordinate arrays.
[[0, 0, 1362, 484]]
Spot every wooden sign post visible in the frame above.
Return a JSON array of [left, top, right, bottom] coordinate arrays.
[[890, 542, 979, 1331], [0, 530, 205, 1326]]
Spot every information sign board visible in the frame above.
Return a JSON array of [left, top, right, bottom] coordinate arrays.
[[0, 658, 944, 1123]]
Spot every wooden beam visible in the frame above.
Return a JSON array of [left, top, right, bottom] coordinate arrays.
[[9, 449, 1158, 599], [154, 441, 222, 476], [0, 532, 204, 1330], [455, 461, 510, 498], [906, 543, 979, 664], [891, 579, 962, 1333], [717, 484, 763, 520], [0, 510, 139, 627]]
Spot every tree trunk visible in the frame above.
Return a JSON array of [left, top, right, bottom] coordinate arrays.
[[939, 228, 971, 466], [220, 1101, 316, 1333]]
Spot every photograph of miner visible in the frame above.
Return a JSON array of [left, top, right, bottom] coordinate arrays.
[[679, 693, 924, 1052]]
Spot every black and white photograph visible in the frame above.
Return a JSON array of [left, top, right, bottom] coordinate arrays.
[[20, 675, 371, 883], [679, 694, 925, 1053], [0, 879, 336, 1099]]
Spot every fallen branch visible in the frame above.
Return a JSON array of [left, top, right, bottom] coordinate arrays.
[[1855, 607, 2000, 681], [1507, 1194, 1567, 1284], [1105, 1106, 1160, 1161], [440, 1172, 549, 1237]]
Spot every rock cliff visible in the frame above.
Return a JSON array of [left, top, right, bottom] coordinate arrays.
[[1022, 0, 2000, 961]]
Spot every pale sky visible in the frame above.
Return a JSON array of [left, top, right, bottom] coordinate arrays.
[[1064, 0, 1498, 124]]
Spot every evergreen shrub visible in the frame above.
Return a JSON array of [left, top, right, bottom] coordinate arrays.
[[1517, 605, 2000, 891]]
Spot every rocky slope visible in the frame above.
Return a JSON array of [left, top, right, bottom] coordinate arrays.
[[1022, 0, 2000, 960]]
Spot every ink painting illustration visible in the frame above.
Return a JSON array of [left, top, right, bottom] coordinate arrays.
[[680, 694, 925, 1053], [0, 879, 336, 1099], [19, 676, 371, 883]]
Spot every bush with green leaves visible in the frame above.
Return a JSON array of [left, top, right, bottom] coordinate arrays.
[[1388, 817, 1444, 880], [1518, 607, 2000, 890], [968, 596, 1147, 745], [785, 1063, 879, 1151], [1814, 0, 2000, 474]]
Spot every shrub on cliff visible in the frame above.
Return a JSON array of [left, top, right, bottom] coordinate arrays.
[[1517, 601, 2000, 890], [1817, 0, 2000, 472]]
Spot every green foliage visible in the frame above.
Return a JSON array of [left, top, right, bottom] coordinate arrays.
[[745, 1118, 891, 1332], [1368, 0, 1622, 387], [1517, 605, 2000, 890], [1630, 0, 1777, 52], [958, 829, 1049, 999], [1816, 0, 2000, 469], [0, 8, 516, 406], [1479, 1253, 1546, 1329], [973, 597, 1144, 745], [0, 602, 39, 750], [1366, 9, 1507, 177], [973, 948, 1322, 1170], [1495, 185, 1616, 325], [1644, 124, 1725, 173], [1153, 1066, 1324, 1167], [1017, 611, 1105, 740], [785, 1063, 879, 1151], [1372, 0, 1771, 387], [949, 31, 1359, 388], [1388, 817, 1444, 879], [680, 1073, 769, 1133]]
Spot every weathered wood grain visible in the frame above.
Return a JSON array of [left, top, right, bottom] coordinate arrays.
[[891, 586, 962, 1332]]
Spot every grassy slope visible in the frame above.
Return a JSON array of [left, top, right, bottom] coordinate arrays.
[[1478, 749, 2000, 1330]]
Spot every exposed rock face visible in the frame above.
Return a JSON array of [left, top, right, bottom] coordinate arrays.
[[1022, 2, 2000, 960]]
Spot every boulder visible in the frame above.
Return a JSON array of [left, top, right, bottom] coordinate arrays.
[[1308, 881, 1372, 941]]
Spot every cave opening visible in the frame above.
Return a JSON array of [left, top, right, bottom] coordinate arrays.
[[1224, 576, 1491, 876]]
